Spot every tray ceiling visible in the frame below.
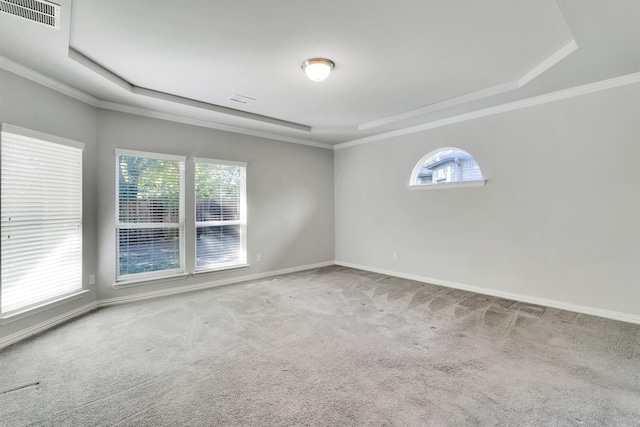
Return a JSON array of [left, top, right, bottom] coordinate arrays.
[[0, 0, 638, 146]]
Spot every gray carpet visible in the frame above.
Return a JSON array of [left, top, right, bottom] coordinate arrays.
[[1, 266, 639, 426]]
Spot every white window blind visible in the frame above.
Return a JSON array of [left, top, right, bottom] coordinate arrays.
[[195, 158, 246, 272], [1, 124, 84, 315], [116, 149, 185, 281]]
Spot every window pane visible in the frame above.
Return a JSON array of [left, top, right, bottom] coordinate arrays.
[[413, 148, 484, 185], [195, 160, 246, 272], [116, 152, 185, 281], [118, 228, 181, 277], [118, 157, 181, 223], [1, 127, 83, 314], [196, 225, 241, 270], [195, 163, 241, 221]]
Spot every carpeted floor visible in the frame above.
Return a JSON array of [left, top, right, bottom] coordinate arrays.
[[1, 266, 639, 426]]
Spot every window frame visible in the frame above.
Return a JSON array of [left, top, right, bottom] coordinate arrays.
[[409, 146, 487, 190], [115, 148, 186, 283], [194, 157, 248, 274], [1, 123, 86, 320]]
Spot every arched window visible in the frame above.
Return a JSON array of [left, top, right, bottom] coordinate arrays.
[[410, 147, 486, 189]]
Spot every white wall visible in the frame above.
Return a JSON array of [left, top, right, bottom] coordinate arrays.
[[96, 111, 335, 300], [335, 84, 640, 319], [0, 69, 99, 338]]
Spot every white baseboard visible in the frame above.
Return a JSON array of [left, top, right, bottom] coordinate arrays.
[[0, 302, 98, 350], [3, 259, 637, 351], [335, 261, 640, 325], [0, 261, 334, 350], [97, 261, 335, 307]]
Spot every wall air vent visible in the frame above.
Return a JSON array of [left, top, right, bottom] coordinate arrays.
[[0, 0, 60, 29]]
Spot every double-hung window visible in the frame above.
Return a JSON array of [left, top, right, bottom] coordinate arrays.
[[195, 158, 247, 272], [116, 149, 185, 282], [1, 124, 84, 316]]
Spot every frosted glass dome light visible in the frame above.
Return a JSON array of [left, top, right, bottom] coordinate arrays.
[[302, 58, 334, 82]]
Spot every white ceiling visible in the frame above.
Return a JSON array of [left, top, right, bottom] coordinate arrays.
[[0, 0, 638, 147]]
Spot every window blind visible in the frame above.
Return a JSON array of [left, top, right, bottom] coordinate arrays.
[[1, 125, 84, 314], [116, 149, 185, 281], [195, 158, 246, 271]]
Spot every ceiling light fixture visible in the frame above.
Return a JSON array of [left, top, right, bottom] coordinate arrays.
[[302, 58, 334, 82]]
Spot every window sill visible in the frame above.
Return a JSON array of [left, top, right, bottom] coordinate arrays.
[[113, 272, 189, 290], [0, 289, 90, 325], [112, 265, 249, 289], [192, 264, 249, 276], [408, 180, 487, 190]]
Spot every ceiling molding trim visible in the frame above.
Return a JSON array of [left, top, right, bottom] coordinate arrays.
[[358, 39, 579, 131], [68, 48, 133, 92], [335, 72, 640, 150], [131, 86, 312, 132], [0, 54, 99, 106], [358, 80, 519, 131], [68, 48, 312, 132], [0, 54, 328, 149], [517, 40, 578, 87], [96, 101, 333, 150]]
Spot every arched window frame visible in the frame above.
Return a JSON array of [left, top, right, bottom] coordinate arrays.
[[409, 147, 487, 190]]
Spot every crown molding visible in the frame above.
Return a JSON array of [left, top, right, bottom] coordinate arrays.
[[68, 48, 312, 132], [335, 72, 640, 150], [0, 54, 99, 106], [358, 40, 579, 131], [2, 54, 637, 153], [67, 48, 133, 92], [517, 39, 578, 86], [0, 54, 332, 150], [97, 101, 333, 150]]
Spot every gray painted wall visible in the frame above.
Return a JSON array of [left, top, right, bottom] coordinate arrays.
[[0, 69, 99, 338], [96, 110, 335, 300], [1, 65, 638, 344], [335, 84, 640, 317], [0, 69, 335, 342]]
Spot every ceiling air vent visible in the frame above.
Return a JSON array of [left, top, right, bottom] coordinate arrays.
[[0, 0, 60, 29], [229, 94, 256, 105]]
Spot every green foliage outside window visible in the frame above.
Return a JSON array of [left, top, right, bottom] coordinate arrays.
[[119, 157, 180, 203], [195, 163, 241, 201]]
